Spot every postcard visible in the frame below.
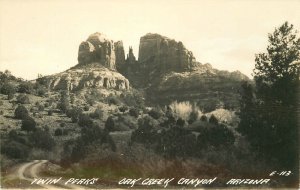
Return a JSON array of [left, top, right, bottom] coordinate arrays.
[[0, 0, 299, 189]]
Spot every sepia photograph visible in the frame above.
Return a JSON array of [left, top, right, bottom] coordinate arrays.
[[0, 0, 299, 189]]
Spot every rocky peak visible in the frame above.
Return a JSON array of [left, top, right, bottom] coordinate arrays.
[[138, 33, 196, 74], [126, 46, 137, 65], [114, 41, 126, 71], [77, 32, 125, 71]]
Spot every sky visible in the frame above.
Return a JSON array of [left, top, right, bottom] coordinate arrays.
[[0, 0, 300, 80]]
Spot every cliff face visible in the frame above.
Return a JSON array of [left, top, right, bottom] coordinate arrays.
[[43, 33, 129, 93], [43, 64, 130, 92], [77, 32, 126, 71], [138, 33, 196, 72]]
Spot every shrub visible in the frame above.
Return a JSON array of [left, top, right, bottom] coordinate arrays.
[[38, 105, 44, 111], [119, 105, 128, 113], [15, 105, 29, 119], [18, 81, 34, 94], [60, 122, 65, 127], [83, 105, 89, 111], [58, 90, 70, 113], [176, 118, 185, 127], [8, 129, 18, 140], [105, 116, 115, 132], [90, 108, 104, 119], [0, 100, 3, 106], [78, 113, 93, 127], [54, 128, 63, 136], [121, 90, 145, 108], [148, 108, 162, 119], [36, 86, 47, 97], [107, 96, 121, 105], [209, 114, 219, 125], [1, 141, 30, 159], [8, 129, 27, 144], [0, 110, 3, 115], [66, 107, 82, 123], [200, 115, 208, 122], [188, 110, 199, 124], [8, 93, 14, 100], [44, 102, 49, 107], [16, 94, 30, 104], [21, 116, 37, 132], [86, 97, 95, 106], [197, 124, 235, 148], [48, 109, 53, 116], [129, 108, 139, 118], [169, 101, 193, 119], [29, 129, 55, 150], [0, 82, 16, 95]]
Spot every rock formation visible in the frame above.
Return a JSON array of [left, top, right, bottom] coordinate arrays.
[[43, 64, 129, 92], [138, 33, 196, 74], [77, 32, 126, 70], [114, 41, 126, 71], [43, 33, 129, 93]]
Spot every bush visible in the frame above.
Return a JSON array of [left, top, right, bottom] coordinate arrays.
[[29, 129, 55, 150], [66, 107, 82, 123], [8, 129, 27, 144], [48, 109, 53, 116], [200, 115, 208, 122], [188, 110, 198, 124], [148, 108, 162, 119], [129, 108, 139, 118], [0, 100, 3, 106], [15, 105, 29, 119], [86, 97, 95, 106], [197, 124, 235, 148], [58, 90, 70, 113], [107, 96, 121, 105], [176, 118, 185, 127], [121, 90, 145, 108], [8, 93, 14, 100], [78, 114, 93, 127], [1, 141, 30, 159], [0, 110, 3, 115], [38, 105, 44, 111], [36, 86, 47, 97], [8, 129, 18, 140], [0, 82, 16, 95], [21, 116, 37, 132], [119, 106, 128, 113], [90, 108, 104, 119], [83, 105, 89, 111], [18, 81, 34, 94], [54, 128, 63, 136], [105, 116, 115, 132], [17, 94, 30, 104], [60, 122, 65, 127], [209, 114, 219, 125]]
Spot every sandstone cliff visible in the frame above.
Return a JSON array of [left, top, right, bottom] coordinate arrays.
[[78, 32, 126, 71], [40, 64, 129, 99], [43, 64, 129, 92], [138, 33, 196, 73]]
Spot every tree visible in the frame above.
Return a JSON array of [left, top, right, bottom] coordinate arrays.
[[21, 116, 37, 132], [239, 22, 300, 169], [15, 105, 29, 119], [58, 90, 70, 113]]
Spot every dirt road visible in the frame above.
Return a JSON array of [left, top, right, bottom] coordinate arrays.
[[6, 160, 86, 189]]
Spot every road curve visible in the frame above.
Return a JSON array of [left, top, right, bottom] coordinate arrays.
[[14, 160, 86, 189]]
